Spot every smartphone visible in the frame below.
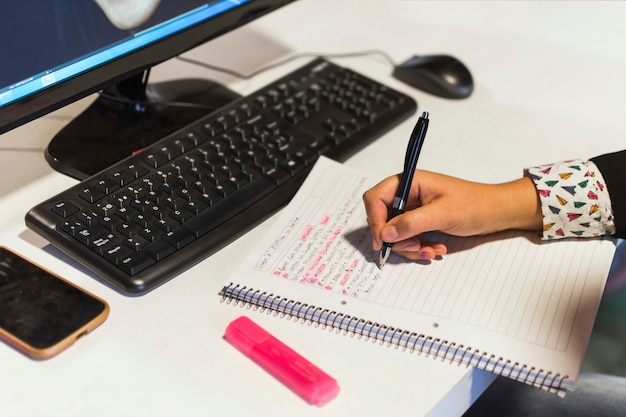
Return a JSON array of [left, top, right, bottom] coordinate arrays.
[[0, 246, 109, 359]]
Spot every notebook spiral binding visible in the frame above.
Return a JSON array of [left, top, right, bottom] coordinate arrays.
[[219, 283, 569, 394]]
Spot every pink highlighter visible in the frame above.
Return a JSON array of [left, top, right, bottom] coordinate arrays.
[[224, 316, 340, 406]]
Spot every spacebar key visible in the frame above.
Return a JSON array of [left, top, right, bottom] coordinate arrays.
[[183, 178, 276, 238]]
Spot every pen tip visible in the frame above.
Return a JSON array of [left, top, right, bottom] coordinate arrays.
[[379, 249, 390, 269], [421, 111, 429, 119]]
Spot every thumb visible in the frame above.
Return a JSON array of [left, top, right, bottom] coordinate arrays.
[[381, 203, 450, 243]]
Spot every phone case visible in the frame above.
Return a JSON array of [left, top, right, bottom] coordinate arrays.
[[0, 246, 109, 359]]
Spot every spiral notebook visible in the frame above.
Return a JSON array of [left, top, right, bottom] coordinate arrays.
[[219, 156, 616, 396]]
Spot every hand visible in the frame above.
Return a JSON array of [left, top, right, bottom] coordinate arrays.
[[362, 170, 542, 261]]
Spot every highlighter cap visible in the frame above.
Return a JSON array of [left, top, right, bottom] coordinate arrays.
[[224, 316, 271, 355]]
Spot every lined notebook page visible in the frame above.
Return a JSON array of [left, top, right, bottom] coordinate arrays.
[[224, 156, 615, 390]]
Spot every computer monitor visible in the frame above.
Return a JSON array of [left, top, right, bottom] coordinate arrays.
[[0, 0, 296, 180]]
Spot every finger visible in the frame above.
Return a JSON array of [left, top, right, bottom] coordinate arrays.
[[394, 246, 437, 261], [393, 236, 448, 260], [431, 242, 448, 257], [363, 176, 401, 249]]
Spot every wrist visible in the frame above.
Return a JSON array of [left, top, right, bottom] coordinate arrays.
[[489, 177, 542, 233]]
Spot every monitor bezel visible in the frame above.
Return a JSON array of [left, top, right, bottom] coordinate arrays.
[[0, 0, 296, 135]]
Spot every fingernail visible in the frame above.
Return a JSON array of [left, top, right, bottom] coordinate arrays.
[[418, 252, 431, 260]]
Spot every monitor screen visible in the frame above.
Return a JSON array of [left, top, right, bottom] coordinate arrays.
[[0, 0, 296, 179]]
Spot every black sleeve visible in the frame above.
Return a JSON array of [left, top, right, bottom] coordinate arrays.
[[590, 150, 626, 238]]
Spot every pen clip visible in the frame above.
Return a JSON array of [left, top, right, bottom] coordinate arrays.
[[403, 112, 429, 173], [396, 112, 429, 203]]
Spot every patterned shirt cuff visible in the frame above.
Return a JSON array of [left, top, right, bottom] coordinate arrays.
[[525, 159, 615, 240]]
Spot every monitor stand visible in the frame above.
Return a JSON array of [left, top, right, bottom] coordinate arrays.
[[45, 70, 241, 180]]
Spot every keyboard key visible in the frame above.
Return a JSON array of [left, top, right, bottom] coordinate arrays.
[[99, 215, 122, 231], [144, 240, 176, 261], [95, 178, 121, 194], [140, 227, 163, 242], [103, 244, 133, 265], [124, 236, 149, 252], [117, 222, 141, 238], [75, 224, 109, 246], [78, 187, 105, 203], [90, 233, 120, 255], [164, 228, 195, 249], [118, 252, 156, 276], [52, 201, 80, 218], [60, 220, 85, 236], [110, 171, 135, 186], [265, 166, 291, 185]]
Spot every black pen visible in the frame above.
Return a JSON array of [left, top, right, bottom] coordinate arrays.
[[379, 111, 430, 268]]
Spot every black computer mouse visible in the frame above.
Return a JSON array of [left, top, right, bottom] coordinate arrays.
[[392, 54, 474, 99]]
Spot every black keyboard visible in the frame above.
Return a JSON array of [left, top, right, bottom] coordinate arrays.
[[26, 58, 417, 295]]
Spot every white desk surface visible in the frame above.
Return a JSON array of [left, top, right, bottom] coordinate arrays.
[[1, 1, 625, 416]]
